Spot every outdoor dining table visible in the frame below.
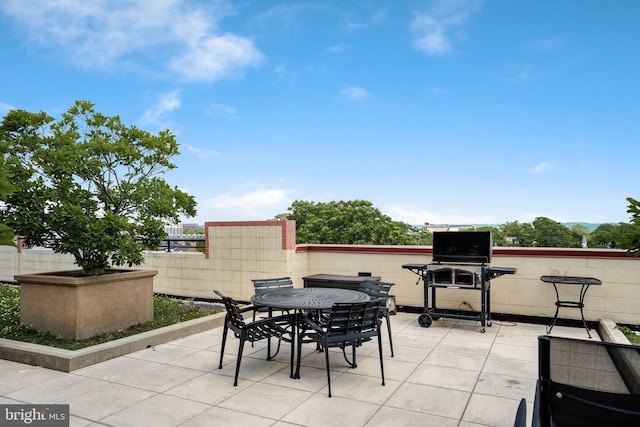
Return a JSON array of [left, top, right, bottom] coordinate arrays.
[[250, 287, 370, 379]]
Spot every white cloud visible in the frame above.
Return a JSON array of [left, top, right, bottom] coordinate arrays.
[[530, 161, 554, 174], [384, 204, 497, 226], [184, 144, 221, 160], [327, 43, 349, 53], [411, 0, 481, 55], [0, 102, 15, 116], [339, 87, 371, 101], [1, 0, 262, 82], [504, 66, 532, 82], [413, 25, 450, 55], [206, 103, 239, 120], [140, 91, 181, 128], [169, 33, 263, 82], [205, 188, 295, 221]]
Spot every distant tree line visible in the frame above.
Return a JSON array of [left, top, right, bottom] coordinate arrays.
[[286, 198, 640, 253], [478, 218, 632, 249]]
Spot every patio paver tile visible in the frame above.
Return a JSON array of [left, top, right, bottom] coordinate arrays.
[[61, 382, 156, 421], [100, 393, 210, 427], [366, 406, 459, 427], [385, 382, 470, 419], [281, 393, 379, 427], [0, 313, 596, 427], [218, 382, 313, 419], [181, 406, 274, 427]]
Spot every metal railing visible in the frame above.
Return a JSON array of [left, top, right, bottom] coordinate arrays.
[[158, 236, 206, 252], [20, 236, 207, 253]]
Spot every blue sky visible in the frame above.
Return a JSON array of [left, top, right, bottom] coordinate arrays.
[[1, 0, 639, 226]]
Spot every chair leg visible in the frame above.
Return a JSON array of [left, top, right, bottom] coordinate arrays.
[[340, 345, 357, 368], [251, 308, 262, 347], [219, 324, 228, 369], [385, 311, 394, 357], [292, 319, 300, 379], [324, 339, 332, 398], [234, 337, 246, 387], [378, 330, 385, 386], [352, 345, 357, 368], [267, 336, 283, 360]]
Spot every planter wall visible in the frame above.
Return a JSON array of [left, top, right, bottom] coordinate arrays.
[[16, 269, 157, 340]]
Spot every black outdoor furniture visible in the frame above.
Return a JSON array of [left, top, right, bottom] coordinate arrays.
[[251, 277, 294, 351], [540, 275, 602, 338], [250, 287, 370, 379], [251, 276, 293, 322], [514, 335, 640, 427], [402, 263, 515, 332], [302, 273, 381, 291], [213, 290, 293, 386], [358, 279, 395, 357], [298, 299, 385, 397], [403, 231, 516, 333]]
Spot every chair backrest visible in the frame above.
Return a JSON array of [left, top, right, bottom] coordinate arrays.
[[537, 335, 640, 427], [358, 279, 395, 303], [326, 299, 381, 338], [214, 290, 246, 330], [252, 277, 294, 294]]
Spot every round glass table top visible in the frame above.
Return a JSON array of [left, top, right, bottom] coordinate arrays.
[[540, 276, 602, 286], [251, 287, 369, 310]]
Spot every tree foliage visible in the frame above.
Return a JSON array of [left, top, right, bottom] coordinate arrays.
[[617, 197, 640, 257], [532, 217, 582, 248], [588, 223, 620, 248], [0, 155, 16, 247], [498, 221, 536, 247], [0, 100, 197, 275], [287, 199, 420, 245], [497, 218, 582, 248]]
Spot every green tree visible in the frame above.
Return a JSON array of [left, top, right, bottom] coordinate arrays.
[[618, 197, 640, 257], [0, 155, 16, 247], [498, 221, 536, 247], [532, 217, 581, 248], [588, 223, 620, 248], [412, 227, 433, 245], [287, 199, 418, 245], [477, 226, 504, 246], [0, 101, 197, 275]]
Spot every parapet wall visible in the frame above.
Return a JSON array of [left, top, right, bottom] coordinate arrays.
[[1, 220, 638, 324]]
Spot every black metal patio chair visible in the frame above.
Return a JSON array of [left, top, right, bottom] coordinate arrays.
[[358, 279, 395, 357], [214, 290, 293, 386], [298, 299, 385, 397], [514, 335, 640, 427], [251, 276, 293, 321]]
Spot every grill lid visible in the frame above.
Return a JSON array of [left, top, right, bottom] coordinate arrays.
[[432, 231, 492, 264]]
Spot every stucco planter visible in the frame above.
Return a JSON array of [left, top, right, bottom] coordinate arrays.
[[15, 269, 158, 340]]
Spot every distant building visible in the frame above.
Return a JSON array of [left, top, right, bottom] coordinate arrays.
[[423, 223, 450, 232], [164, 224, 183, 236], [423, 223, 476, 232], [181, 223, 202, 233]]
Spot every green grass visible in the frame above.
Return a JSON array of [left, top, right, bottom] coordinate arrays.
[[617, 325, 640, 345], [0, 284, 220, 350]]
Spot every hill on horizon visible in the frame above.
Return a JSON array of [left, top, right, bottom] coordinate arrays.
[[419, 222, 611, 232]]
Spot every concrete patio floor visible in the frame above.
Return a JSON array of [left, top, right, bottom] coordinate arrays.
[[0, 313, 595, 426]]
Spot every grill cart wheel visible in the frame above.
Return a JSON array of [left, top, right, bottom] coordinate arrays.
[[418, 313, 433, 328]]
